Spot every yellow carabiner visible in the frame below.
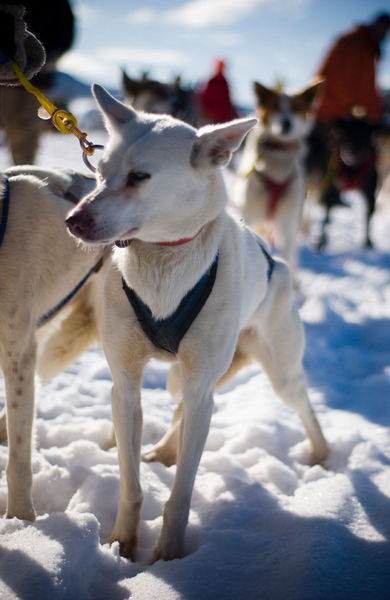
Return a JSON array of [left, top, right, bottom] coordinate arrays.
[[51, 109, 78, 135], [11, 61, 103, 169]]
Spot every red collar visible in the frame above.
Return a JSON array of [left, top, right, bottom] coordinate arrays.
[[155, 226, 205, 246], [258, 173, 291, 218], [115, 226, 205, 248]]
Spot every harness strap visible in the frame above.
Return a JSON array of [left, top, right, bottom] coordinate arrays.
[[0, 172, 107, 328], [37, 253, 106, 328], [257, 238, 275, 281], [0, 174, 10, 248], [122, 253, 219, 354], [260, 173, 291, 219]]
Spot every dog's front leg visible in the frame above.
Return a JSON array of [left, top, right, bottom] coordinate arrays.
[[4, 335, 37, 521], [108, 370, 144, 561], [154, 379, 214, 561]]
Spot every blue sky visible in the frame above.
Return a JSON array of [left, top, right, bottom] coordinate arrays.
[[59, 0, 390, 108]]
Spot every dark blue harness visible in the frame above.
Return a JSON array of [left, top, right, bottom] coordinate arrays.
[[36, 255, 105, 327], [259, 241, 275, 282], [122, 253, 219, 354], [0, 173, 105, 328], [121, 238, 274, 355]]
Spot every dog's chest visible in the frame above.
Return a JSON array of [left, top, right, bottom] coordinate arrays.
[[115, 248, 212, 320], [121, 254, 219, 354]]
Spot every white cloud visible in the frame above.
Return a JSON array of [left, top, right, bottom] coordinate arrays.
[[209, 31, 243, 46], [57, 51, 113, 83], [164, 0, 273, 28], [57, 46, 188, 89], [125, 9, 157, 24], [73, 3, 103, 24], [102, 46, 187, 66]]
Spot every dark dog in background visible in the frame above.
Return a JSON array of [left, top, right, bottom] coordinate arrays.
[[122, 69, 195, 124], [305, 117, 383, 250]]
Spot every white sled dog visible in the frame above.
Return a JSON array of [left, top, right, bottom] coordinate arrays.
[[66, 84, 329, 562], [235, 81, 322, 282], [0, 166, 106, 522]]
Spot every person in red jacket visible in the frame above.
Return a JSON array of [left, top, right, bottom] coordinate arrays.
[[315, 12, 390, 125], [196, 59, 238, 125]]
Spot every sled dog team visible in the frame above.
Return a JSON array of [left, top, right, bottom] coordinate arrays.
[[0, 82, 333, 561]]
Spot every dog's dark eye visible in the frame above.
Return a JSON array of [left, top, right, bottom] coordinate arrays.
[[126, 171, 151, 187]]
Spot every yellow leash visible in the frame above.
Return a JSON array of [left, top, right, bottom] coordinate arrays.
[[12, 62, 103, 170]]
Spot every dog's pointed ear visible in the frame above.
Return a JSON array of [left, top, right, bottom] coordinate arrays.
[[190, 118, 257, 171], [253, 82, 277, 108], [92, 83, 137, 129], [295, 80, 325, 109]]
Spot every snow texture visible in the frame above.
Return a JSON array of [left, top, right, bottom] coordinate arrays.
[[0, 123, 390, 600]]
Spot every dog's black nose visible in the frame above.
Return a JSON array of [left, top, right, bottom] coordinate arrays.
[[66, 211, 95, 238]]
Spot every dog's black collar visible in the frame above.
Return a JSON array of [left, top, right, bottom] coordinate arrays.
[[122, 253, 219, 354], [0, 174, 10, 248]]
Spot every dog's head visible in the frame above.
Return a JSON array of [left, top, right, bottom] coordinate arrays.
[[66, 84, 256, 246], [330, 117, 381, 167], [122, 70, 174, 114], [253, 80, 323, 143]]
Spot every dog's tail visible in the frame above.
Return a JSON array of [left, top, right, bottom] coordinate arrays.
[[37, 282, 99, 384]]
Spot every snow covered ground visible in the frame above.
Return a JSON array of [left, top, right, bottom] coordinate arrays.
[[0, 125, 390, 600]]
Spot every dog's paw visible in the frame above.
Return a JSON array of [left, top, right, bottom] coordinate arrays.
[[6, 504, 36, 522], [108, 532, 138, 562], [310, 443, 330, 467], [143, 445, 177, 467], [152, 539, 186, 563]]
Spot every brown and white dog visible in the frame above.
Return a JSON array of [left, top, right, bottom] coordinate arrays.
[[235, 81, 323, 283]]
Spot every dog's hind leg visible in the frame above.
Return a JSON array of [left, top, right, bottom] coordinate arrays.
[[37, 284, 100, 384], [244, 263, 329, 464], [143, 363, 182, 466], [1, 328, 37, 520], [144, 350, 253, 467], [0, 408, 7, 443]]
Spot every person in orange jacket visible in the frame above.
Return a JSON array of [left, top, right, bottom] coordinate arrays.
[[315, 12, 390, 125], [306, 12, 390, 250]]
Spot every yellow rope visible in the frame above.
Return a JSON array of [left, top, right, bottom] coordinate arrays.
[[12, 62, 95, 155]]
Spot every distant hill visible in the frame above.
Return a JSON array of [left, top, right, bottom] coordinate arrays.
[[51, 71, 121, 103]]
